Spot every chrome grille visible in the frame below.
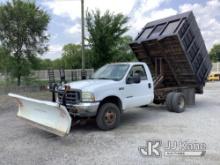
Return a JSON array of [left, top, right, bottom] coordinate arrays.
[[58, 90, 81, 109]]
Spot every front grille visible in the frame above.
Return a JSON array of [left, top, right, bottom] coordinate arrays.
[[58, 90, 81, 110]]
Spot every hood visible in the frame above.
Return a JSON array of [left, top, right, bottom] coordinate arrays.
[[66, 79, 117, 91]]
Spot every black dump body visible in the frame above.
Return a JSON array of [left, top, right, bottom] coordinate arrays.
[[130, 11, 212, 94]]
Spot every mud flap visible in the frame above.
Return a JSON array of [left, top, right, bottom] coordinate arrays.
[[8, 93, 72, 137]]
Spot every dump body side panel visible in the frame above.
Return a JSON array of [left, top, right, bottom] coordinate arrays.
[[130, 11, 212, 92]]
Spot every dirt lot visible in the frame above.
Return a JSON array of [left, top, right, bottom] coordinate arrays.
[[0, 82, 220, 165]]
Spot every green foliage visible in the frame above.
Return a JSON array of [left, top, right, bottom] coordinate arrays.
[[0, 4, 136, 86], [112, 36, 136, 62], [59, 43, 94, 69], [0, 47, 11, 72], [62, 44, 81, 69], [28, 56, 43, 70], [86, 10, 129, 69], [0, 0, 50, 86], [39, 59, 53, 69], [22, 75, 48, 86], [209, 44, 220, 62], [52, 58, 63, 69]]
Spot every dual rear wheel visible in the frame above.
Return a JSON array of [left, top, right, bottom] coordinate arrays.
[[166, 92, 185, 113]]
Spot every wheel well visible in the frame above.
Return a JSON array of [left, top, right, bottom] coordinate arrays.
[[99, 96, 122, 111]]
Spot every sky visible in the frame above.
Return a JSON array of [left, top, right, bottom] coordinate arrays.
[[1, 0, 220, 60]]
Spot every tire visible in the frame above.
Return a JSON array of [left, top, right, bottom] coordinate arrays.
[[171, 93, 185, 113], [96, 103, 121, 130], [166, 92, 175, 111]]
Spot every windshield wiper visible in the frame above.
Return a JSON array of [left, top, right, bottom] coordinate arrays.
[[97, 77, 119, 81], [97, 77, 110, 80]]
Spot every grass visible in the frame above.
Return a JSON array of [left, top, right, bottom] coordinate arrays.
[[0, 79, 48, 87], [20, 91, 52, 100]]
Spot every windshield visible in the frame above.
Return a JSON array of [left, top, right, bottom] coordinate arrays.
[[92, 64, 129, 81]]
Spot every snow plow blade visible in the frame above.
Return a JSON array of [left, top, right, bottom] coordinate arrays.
[[8, 93, 72, 137]]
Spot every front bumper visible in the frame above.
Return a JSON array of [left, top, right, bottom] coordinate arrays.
[[71, 102, 100, 117]]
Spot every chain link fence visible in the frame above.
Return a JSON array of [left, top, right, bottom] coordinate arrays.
[[0, 85, 47, 95], [0, 69, 94, 95], [32, 69, 94, 81]]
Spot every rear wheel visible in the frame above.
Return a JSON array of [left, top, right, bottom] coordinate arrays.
[[166, 92, 175, 111], [172, 93, 185, 113], [96, 103, 121, 130], [166, 92, 185, 113]]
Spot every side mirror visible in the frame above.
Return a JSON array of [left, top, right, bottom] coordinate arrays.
[[126, 74, 141, 84], [133, 73, 141, 84]]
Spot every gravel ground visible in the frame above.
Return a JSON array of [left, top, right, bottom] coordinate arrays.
[[0, 82, 220, 165]]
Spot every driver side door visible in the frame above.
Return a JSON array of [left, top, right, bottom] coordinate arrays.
[[123, 65, 152, 108]]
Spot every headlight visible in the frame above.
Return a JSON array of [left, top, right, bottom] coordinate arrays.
[[81, 92, 95, 102]]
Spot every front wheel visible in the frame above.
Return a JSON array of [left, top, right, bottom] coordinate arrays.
[[96, 103, 121, 130]]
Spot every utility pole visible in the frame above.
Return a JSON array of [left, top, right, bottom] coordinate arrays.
[[81, 0, 85, 69], [217, 57, 220, 73]]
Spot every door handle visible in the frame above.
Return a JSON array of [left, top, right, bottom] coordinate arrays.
[[148, 83, 152, 88]]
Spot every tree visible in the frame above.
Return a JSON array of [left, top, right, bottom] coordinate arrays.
[[0, 0, 50, 86], [28, 56, 43, 70], [112, 36, 136, 62], [209, 44, 220, 62], [62, 44, 82, 69], [86, 10, 129, 68], [52, 59, 63, 69], [40, 59, 53, 69], [0, 47, 10, 73]]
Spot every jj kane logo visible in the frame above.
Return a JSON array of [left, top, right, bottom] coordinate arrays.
[[139, 140, 162, 157], [139, 140, 206, 157]]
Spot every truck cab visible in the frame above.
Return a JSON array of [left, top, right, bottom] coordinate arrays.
[[58, 62, 154, 130]]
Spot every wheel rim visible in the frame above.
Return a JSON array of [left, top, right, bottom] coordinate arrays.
[[104, 109, 116, 126], [178, 96, 185, 109]]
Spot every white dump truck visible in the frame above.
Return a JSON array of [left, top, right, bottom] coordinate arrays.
[[9, 11, 211, 137], [9, 62, 154, 136]]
